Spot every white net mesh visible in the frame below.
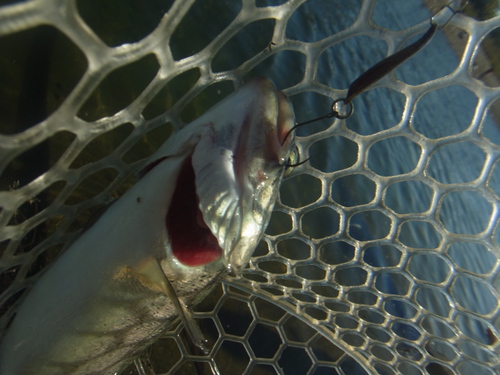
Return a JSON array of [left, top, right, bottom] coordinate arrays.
[[0, 0, 499, 374]]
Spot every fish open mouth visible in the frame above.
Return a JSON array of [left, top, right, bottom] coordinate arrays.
[[164, 77, 294, 268], [165, 156, 223, 267]]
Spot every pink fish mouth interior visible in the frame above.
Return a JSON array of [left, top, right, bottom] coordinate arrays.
[[165, 157, 223, 267]]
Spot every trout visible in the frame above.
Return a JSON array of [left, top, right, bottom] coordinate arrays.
[[0, 77, 295, 374]]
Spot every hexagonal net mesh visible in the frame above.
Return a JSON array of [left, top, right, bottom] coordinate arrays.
[[0, 0, 499, 374]]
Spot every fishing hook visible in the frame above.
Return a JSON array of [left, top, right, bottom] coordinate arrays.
[[285, 157, 310, 169]]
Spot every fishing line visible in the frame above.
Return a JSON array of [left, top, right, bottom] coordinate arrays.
[[281, 0, 468, 147]]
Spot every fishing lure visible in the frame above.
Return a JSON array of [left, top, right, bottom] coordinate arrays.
[[284, 0, 466, 139], [0, 77, 296, 375]]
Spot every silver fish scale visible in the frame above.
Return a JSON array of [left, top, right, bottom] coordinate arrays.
[[0, 0, 499, 374]]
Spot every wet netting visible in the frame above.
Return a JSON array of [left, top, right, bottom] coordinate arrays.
[[1, 0, 499, 374]]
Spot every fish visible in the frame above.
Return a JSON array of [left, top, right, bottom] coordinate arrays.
[[0, 77, 296, 375]]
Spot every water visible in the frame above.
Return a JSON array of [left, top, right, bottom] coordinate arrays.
[[258, 0, 499, 350]]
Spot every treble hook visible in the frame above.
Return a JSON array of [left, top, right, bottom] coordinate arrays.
[[281, 0, 467, 146]]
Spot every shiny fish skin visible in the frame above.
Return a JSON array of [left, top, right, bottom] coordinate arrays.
[[0, 77, 295, 375]]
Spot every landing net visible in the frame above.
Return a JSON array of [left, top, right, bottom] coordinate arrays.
[[0, 0, 499, 374]]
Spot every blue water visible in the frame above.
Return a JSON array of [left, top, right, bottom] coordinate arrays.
[[253, 0, 499, 362]]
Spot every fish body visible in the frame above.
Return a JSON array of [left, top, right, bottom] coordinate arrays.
[[0, 77, 295, 374]]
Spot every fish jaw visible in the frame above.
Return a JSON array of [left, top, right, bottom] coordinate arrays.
[[181, 77, 295, 272]]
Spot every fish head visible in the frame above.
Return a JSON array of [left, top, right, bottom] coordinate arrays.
[[162, 77, 295, 275], [0, 77, 296, 375], [206, 77, 296, 271]]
